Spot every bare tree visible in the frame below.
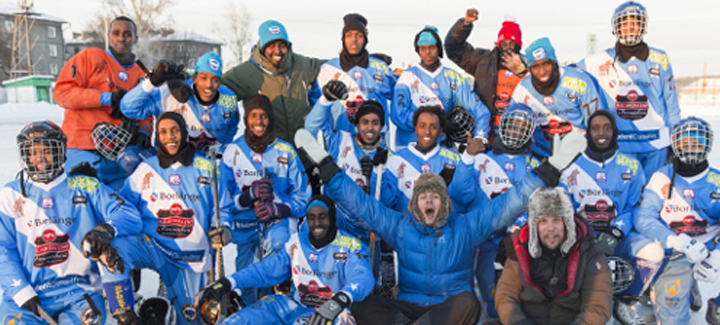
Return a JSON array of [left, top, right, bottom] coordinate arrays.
[[0, 27, 12, 80], [85, 0, 176, 37], [212, 2, 253, 67]]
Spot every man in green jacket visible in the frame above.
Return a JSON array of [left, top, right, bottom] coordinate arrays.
[[222, 20, 326, 143]]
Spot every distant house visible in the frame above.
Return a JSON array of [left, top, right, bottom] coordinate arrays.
[[144, 31, 223, 70], [679, 77, 720, 106], [64, 31, 104, 61], [0, 5, 67, 83]]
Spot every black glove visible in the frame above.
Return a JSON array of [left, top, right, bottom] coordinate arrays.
[[439, 163, 455, 186], [68, 161, 98, 178], [322, 80, 348, 101], [109, 89, 128, 118], [207, 226, 233, 246], [167, 78, 193, 103], [133, 131, 152, 150], [531, 162, 561, 187], [596, 228, 623, 256], [372, 147, 389, 166], [238, 179, 275, 207], [149, 60, 181, 86], [360, 156, 373, 179], [196, 277, 233, 323], [307, 292, 351, 325], [21, 296, 41, 317], [318, 156, 342, 185], [82, 223, 125, 273]]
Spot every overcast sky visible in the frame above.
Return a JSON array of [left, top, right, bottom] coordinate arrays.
[[10, 0, 720, 77]]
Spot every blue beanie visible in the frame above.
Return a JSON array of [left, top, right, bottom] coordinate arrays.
[[258, 20, 289, 51], [525, 37, 557, 67], [416, 26, 438, 46], [194, 52, 222, 78]]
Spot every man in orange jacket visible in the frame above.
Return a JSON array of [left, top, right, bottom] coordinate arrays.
[[54, 16, 153, 190]]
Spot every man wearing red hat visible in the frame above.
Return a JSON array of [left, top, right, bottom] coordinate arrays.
[[445, 8, 528, 139]]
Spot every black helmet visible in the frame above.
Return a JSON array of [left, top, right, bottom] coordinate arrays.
[[17, 121, 67, 183], [445, 106, 476, 143]]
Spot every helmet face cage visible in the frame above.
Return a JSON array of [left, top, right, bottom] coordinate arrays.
[[671, 118, 713, 165], [92, 123, 132, 160], [446, 107, 476, 143], [612, 2, 647, 46], [18, 138, 66, 183], [607, 256, 636, 294], [499, 109, 536, 149]]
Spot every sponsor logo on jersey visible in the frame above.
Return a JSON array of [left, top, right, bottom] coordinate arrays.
[[578, 189, 586, 198], [622, 172, 632, 181], [298, 280, 333, 308], [373, 73, 384, 83], [156, 203, 195, 238], [583, 201, 616, 230], [421, 164, 431, 173], [430, 82, 439, 90], [485, 177, 492, 185], [664, 204, 708, 214], [333, 251, 347, 262], [34, 229, 70, 267], [72, 195, 87, 205], [118, 71, 128, 82], [648, 50, 670, 70], [252, 154, 263, 164], [200, 113, 211, 123], [595, 172, 607, 182], [669, 216, 707, 236], [67, 175, 99, 194], [500, 91, 510, 101], [683, 189, 695, 199], [664, 279, 681, 296], [354, 178, 365, 188], [504, 162, 515, 172], [223, 112, 232, 120], [711, 191, 720, 200], [615, 90, 649, 120], [308, 253, 318, 263], [150, 192, 159, 202], [277, 156, 288, 165], [598, 61, 612, 77], [567, 93, 577, 102], [34, 216, 78, 227], [155, 192, 202, 202], [331, 235, 362, 252], [543, 96, 554, 106], [649, 67, 660, 78], [560, 76, 587, 95], [504, 70, 514, 77], [353, 71, 362, 80], [707, 172, 720, 187], [197, 176, 211, 186], [627, 65, 638, 74], [42, 197, 54, 209], [169, 174, 181, 186]]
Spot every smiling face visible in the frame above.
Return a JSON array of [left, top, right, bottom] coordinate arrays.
[[158, 119, 182, 155], [415, 112, 441, 149], [344, 30, 365, 55], [262, 40, 289, 67], [415, 191, 442, 226], [28, 143, 53, 172], [529, 59, 554, 83], [247, 108, 269, 137], [193, 72, 221, 102], [307, 206, 330, 241], [356, 113, 381, 144], [418, 44, 439, 66], [589, 115, 613, 151], [537, 216, 566, 251]]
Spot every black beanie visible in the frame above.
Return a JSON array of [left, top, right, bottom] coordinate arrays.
[[156, 112, 195, 168], [306, 195, 338, 249], [585, 110, 619, 154], [342, 13, 368, 43], [354, 100, 385, 127], [243, 94, 276, 153]]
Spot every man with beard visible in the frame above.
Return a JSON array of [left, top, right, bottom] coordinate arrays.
[[495, 187, 613, 324], [560, 110, 660, 324], [577, 2, 681, 180], [308, 13, 395, 136], [54, 16, 154, 190], [219, 94, 311, 304], [222, 20, 326, 143], [391, 25, 490, 149], [195, 195, 373, 325], [121, 52, 240, 154], [511, 37, 601, 158], [88, 112, 234, 324], [445, 8, 528, 138], [291, 122, 587, 324]]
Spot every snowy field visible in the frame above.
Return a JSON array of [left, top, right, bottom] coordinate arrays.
[[1, 102, 720, 324]]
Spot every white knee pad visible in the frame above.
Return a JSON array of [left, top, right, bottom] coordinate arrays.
[[636, 241, 664, 264]]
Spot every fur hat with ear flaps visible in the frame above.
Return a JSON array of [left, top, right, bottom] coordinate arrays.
[[410, 173, 452, 228], [527, 187, 576, 258]]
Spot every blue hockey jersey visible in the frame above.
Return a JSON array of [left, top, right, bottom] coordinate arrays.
[[230, 230, 374, 308], [561, 152, 645, 235], [577, 47, 681, 153], [635, 165, 720, 249], [392, 64, 490, 148], [308, 57, 395, 134], [119, 154, 232, 273], [219, 137, 310, 243], [511, 66, 601, 157], [121, 78, 240, 151], [0, 174, 142, 306]]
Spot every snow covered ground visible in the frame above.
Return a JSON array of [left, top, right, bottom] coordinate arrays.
[[2, 102, 720, 324]]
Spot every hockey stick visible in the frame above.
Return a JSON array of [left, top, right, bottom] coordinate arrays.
[[207, 146, 228, 322], [36, 304, 58, 325], [370, 162, 383, 276]]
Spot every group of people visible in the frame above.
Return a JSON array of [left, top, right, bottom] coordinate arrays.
[[0, 1, 718, 325]]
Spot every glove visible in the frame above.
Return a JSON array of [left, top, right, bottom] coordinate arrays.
[[308, 292, 352, 325], [670, 233, 709, 263], [465, 135, 489, 156], [167, 78, 193, 103], [295, 129, 341, 185], [547, 131, 586, 171], [109, 89, 128, 116], [68, 161, 98, 178], [196, 277, 233, 324], [149, 60, 181, 86], [372, 147, 389, 166], [238, 179, 275, 207], [596, 228, 623, 256], [133, 131, 152, 150], [439, 163, 456, 186], [322, 80, 348, 101], [20, 296, 41, 317], [207, 226, 233, 246], [360, 156, 373, 179], [694, 250, 720, 283], [82, 223, 125, 273], [254, 201, 291, 222], [188, 133, 219, 151]]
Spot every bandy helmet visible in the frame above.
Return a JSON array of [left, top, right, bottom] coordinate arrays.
[[612, 1, 648, 46], [16, 120, 67, 183], [499, 104, 536, 149], [671, 117, 713, 165], [607, 256, 636, 293], [445, 106, 476, 143]]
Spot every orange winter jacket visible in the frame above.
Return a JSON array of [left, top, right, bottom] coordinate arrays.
[[54, 48, 153, 150]]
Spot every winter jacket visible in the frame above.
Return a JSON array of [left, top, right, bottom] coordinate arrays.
[[324, 166, 545, 306], [221, 44, 326, 143], [496, 216, 613, 325]]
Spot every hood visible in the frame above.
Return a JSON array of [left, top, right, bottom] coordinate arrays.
[[251, 43, 292, 75]]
